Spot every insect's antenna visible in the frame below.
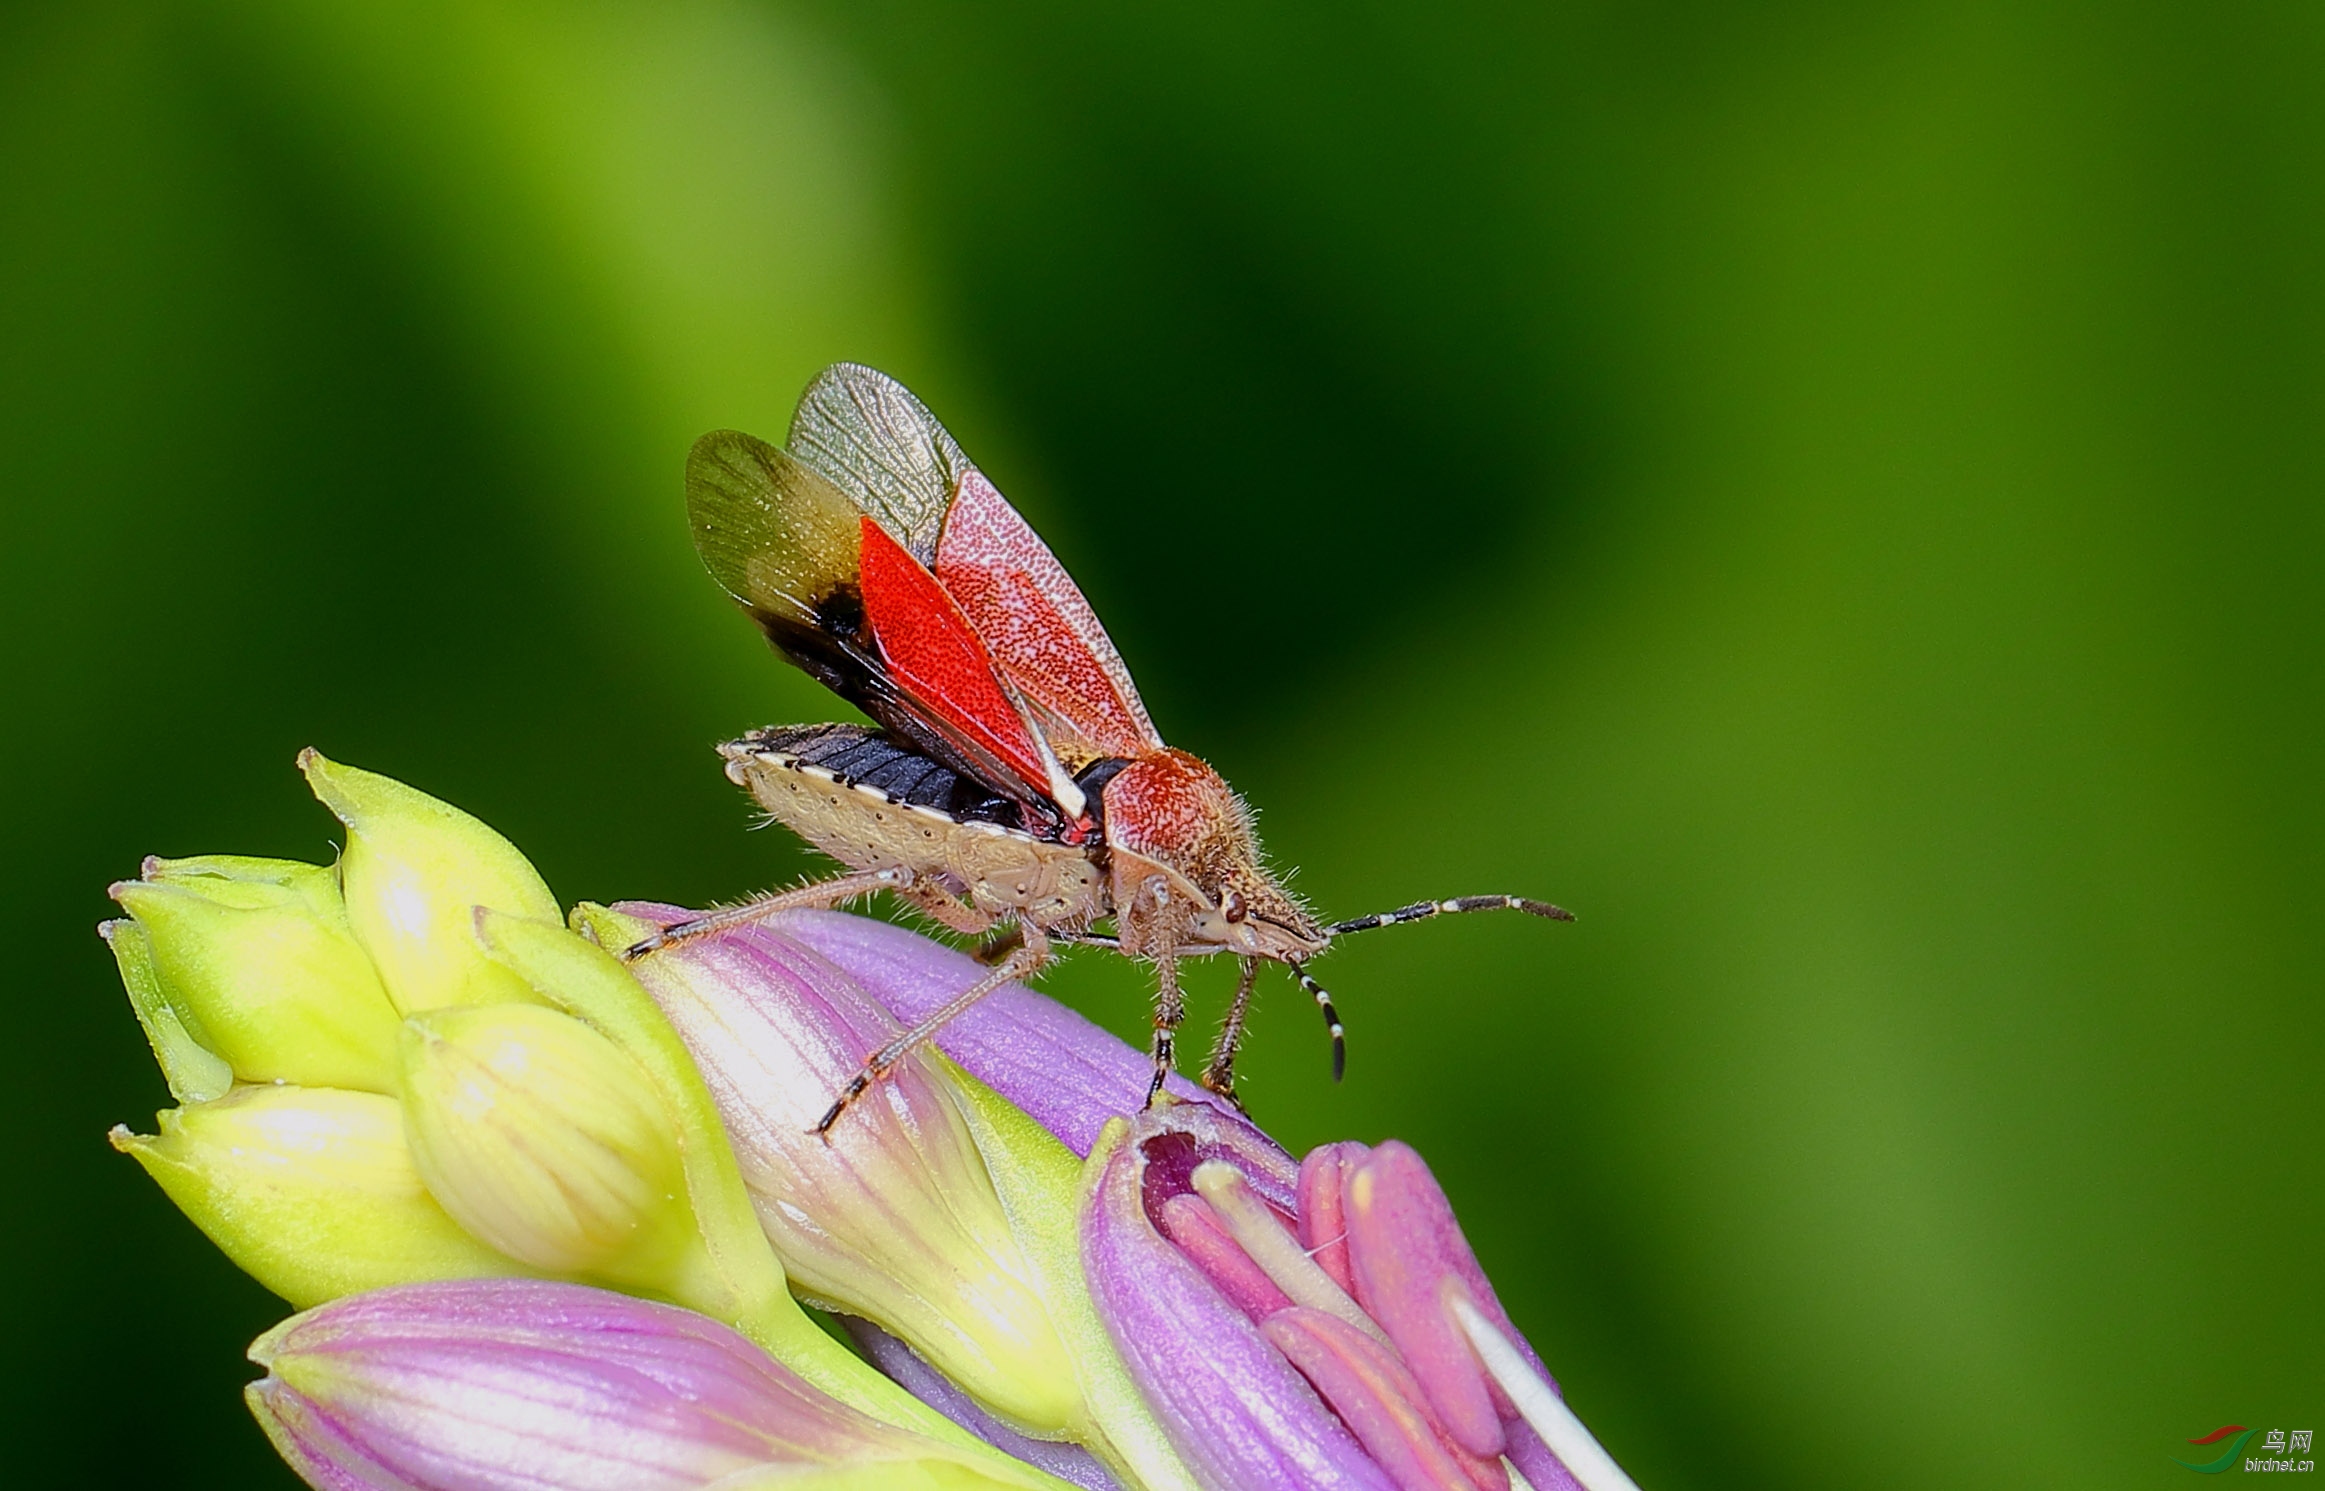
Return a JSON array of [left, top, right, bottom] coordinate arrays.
[[1288, 963, 1346, 1082], [1326, 894, 1574, 938]]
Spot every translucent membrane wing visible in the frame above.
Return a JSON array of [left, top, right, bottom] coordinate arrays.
[[687, 429, 884, 698], [688, 429, 865, 636], [857, 516, 1075, 809], [936, 470, 1162, 763], [787, 363, 970, 563]]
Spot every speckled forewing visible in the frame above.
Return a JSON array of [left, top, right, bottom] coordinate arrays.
[[934, 468, 1162, 764]]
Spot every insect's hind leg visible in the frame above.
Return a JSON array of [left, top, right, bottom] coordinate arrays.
[[815, 923, 1050, 1135], [971, 923, 1026, 966], [1325, 893, 1575, 937], [620, 866, 917, 960], [1143, 945, 1186, 1109]]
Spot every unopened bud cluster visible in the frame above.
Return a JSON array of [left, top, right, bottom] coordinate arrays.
[[108, 753, 701, 1307]]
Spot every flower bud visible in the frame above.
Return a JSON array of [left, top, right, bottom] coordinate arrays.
[[247, 1279, 1045, 1491], [110, 855, 400, 1093], [299, 749, 557, 1012], [397, 1000, 703, 1293], [766, 915, 1628, 1490], [477, 908, 1069, 1480], [102, 917, 232, 1105], [110, 1085, 525, 1308], [843, 1319, 1127, 1491], [593, 906, 1081, 1439]]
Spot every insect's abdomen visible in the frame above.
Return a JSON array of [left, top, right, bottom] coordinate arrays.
[[723, 724, 1108, 926], [747, 723, 1018, 824]]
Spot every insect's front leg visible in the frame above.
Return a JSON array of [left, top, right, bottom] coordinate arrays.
[[1198, 956, 1261, 1109], [620, 866, 915, 960], [893, 881, 1005, 938], [815, 921, 1051, 1136]]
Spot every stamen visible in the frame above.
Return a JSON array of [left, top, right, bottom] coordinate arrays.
[[1156, 1192, 1291, 1321], [1192, 1161, 1389, 1346], [1449, 1296, 1640, 1491]]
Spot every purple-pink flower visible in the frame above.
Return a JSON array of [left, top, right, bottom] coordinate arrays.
[[247, 1278, 1041, 1491], [642, 908, 1635, 1491], [1082, 1105, 1586, 1491]]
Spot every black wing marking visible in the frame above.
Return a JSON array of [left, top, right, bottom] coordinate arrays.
[[745, 724, 1021, 828]]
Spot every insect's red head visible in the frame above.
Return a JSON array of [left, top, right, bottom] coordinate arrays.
[[1101, 750, 1323, 961]]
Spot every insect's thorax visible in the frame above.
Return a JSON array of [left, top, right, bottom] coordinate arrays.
[[1098, 749, 1325, 965]]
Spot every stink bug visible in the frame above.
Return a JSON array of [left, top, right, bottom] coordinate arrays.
[[630, 364, 1570, 1130]]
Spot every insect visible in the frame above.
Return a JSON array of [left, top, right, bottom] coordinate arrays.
[[628, 364, 1570, 1131]]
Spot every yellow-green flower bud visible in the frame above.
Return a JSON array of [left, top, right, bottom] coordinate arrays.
[[299, 749, 558, 1013], [110, 1085, 525, 1308], [110, 856, 400, 1094], [102, 918, 233, 1104], [398, 1001, 704, 1295]]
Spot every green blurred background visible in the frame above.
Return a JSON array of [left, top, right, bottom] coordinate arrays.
[[6, 0, 2319, 1485]]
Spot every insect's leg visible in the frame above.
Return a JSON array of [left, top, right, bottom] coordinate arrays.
[[621, 867, 915, 960], [890, 879, 1002, 937], [972, 923, 1026, 966], [1325, 894, 1575, 937], [1144, 944, 1185, 1109], [1198, 956, 1261, 1106], [814, 924, 1050, 1136], [1288, 964, 1347, 1083], [1048, 927, 1122, 951]]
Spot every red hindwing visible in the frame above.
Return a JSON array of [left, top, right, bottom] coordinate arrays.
[[855, 514, 1064, 802]]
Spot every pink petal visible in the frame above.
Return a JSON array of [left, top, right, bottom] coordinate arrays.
[[1345, 1143, 1544, 1461], [1297, 1142, 1368, 1294]]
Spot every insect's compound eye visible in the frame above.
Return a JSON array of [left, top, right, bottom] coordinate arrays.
[[1220, 889, 1248, 923]]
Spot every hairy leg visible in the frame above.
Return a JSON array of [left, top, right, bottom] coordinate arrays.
[[1199, 956, 1261, 1106], [620, 867, 917, 960], [971, 923, 1027, 965], [1144, 943, 1186, 1109], [814, 924, 1051, 1135]]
